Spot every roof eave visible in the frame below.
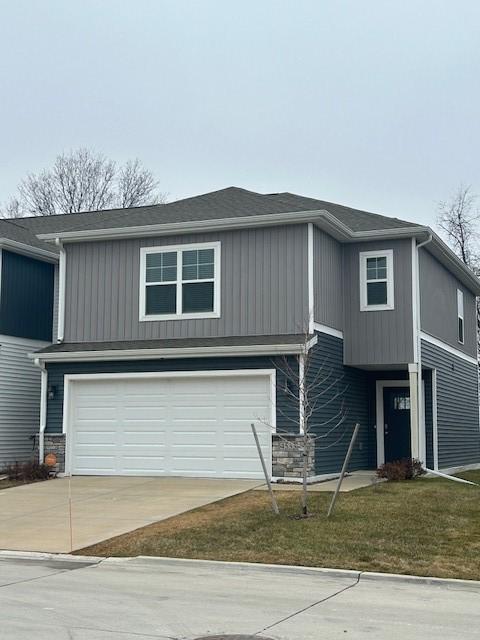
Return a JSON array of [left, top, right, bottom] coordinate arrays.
[[0, 238, 59, 263], [33, 339, 317, 363]]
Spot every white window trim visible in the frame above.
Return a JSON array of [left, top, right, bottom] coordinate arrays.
[[139, 241, 221, 321], [359, 249, 394, 312], [457, 288, 464, 345]]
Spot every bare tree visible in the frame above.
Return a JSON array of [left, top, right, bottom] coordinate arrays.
[[258, 334, 349, 517], [2, 148, 166, 217], [437, 185, 479, 270]]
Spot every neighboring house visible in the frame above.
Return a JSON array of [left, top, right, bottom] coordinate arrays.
[[19, 187, 480, 479], [0, 220, 57, 468]]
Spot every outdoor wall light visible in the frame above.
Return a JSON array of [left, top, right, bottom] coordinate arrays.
[[47, 385, 56, 400]]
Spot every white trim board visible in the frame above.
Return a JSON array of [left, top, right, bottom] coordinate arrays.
[[420, 331, 478, 366], [313, 322, 344, 340], [62, 368, 276, 478]]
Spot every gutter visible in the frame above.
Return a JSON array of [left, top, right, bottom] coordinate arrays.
[[55, 238, 66, 343], [0, 238, 58, 263], [34, 336, 318, 364], [33, 358, 48, 465]]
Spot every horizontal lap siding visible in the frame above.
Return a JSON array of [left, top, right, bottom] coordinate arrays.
[[421, 340, 480, 468], [307, 333, 370, 475], [64, 225, 309, 342], [45, 356, 300, 436], [0, 337, 47, 466]]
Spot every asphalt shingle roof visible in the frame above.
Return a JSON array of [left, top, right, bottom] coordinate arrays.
[[36, 334, 307, 354], [15, 187, 419, 238]]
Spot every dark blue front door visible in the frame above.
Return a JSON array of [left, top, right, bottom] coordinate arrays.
[[383, 387, 411, 462]]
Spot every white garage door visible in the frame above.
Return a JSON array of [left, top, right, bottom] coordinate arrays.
[[67, 372, 273, 479]]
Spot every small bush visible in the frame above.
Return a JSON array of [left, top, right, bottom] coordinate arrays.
[[2, 460, 52, 482], [376, 458, 426, 481]]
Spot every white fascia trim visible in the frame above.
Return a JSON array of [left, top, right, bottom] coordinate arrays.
[[35, 342, 313, 363], [313, 322, 344, 340], [37, 209, 428, 243], [0, 238, 59, 263], [139, 241, 221, 322], [307, 223, 314, 333], [420, 331, 478, 366]]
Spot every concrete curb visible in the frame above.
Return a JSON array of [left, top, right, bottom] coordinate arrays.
[[1, 550, 479, 590]]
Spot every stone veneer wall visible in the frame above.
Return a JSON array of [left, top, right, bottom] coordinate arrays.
[[34, 434, 66, 474], [272, 434, 315, 479]]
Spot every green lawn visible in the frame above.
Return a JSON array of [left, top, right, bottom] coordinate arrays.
[[79, 471, 480, 580]]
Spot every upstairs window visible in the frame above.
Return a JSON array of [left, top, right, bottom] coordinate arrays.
[[457, 289, 464, 344], [359, 250, 394, 311], [140, 242, 220, 321]]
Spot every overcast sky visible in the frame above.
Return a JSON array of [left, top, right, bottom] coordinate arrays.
[[1, 0, 479, 225]]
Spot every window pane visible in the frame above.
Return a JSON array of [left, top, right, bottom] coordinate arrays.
[[366, 256, 387, 280], [162, 266, 177, 282], [145, 284, 176, 315], [162, 251, 177, 267], [198, 263, 214, 279], [198, 249, 214, 264], [182, 264, 198, 280], [146, 267, 163, 283], [367, 281, 387, 305], [146, 253, 162, 268], [182, 282, 214, 313], [394, 396, 410, 410], [182, 250, 198, 266], [376, 256, 387, 269], [458, 317, 464, 342]]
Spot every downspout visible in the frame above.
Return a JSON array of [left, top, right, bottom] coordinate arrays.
[[34, 358, 48, 465], [55, 238, 66, 343], [415, 233, 433, 464]]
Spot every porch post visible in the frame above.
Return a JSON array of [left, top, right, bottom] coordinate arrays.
[[408, 363, 420, 459]]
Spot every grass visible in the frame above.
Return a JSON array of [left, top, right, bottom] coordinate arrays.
[[78, 471, 480, 580]]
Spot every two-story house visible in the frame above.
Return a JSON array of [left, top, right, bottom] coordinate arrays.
[[0, 220, 56, 468], [24, 187, 480, 479]]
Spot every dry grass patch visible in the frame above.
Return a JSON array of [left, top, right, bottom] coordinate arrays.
[[78, 471, 480, 580]]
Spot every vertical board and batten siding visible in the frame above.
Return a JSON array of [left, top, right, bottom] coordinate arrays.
[[307, 332, 371, 475], [63, 225, 309, 343], [0, 250, 54, 342], [313, 228, 343, 330], [421, 340, 480, 468], [52, 263, 59, 340], [45, 355, 300, 436], [0, 337, 48, 466], [419, 248, 477, 358], [343, 239, 414, 366]]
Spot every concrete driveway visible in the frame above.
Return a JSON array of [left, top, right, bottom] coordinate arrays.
[[0, 477, 260, 553]]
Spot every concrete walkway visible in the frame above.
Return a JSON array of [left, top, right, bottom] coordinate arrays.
[[0, 554, 478, 639], [0, 477, 260, 553]]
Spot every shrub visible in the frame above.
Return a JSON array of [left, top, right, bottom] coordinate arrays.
[[376, 458, 426, 481], [2, 460, 52, 482]]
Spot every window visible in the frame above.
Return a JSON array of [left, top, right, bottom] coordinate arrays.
[[457, 288, 464, 344], [393, 395, 410, 410], [359, 250, 394, 311], [140, 242, 220, 320]]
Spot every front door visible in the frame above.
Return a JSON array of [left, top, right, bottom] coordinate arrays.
[[383, 387, 411, 462]]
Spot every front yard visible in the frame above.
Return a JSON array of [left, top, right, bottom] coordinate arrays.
[[79, 470, 480, 580]]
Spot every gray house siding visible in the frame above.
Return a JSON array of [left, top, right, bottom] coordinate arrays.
[[419, 248, 477, 358], [0, 336, 48, 467], [313, 228, 343, 330], [421, 340, 480, 469], [307, 333, 371, 475], [0, 250, 54, 342], [52, 263, 59, 341], [63, 225, 309, 343], [343, 239, 414, 366], [45, 355, 300, 436]]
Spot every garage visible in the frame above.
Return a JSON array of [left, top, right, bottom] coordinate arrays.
[[65, 371, 274, 479]]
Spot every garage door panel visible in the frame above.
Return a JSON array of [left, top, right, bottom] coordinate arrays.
[[69, 374, 273, 478]]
